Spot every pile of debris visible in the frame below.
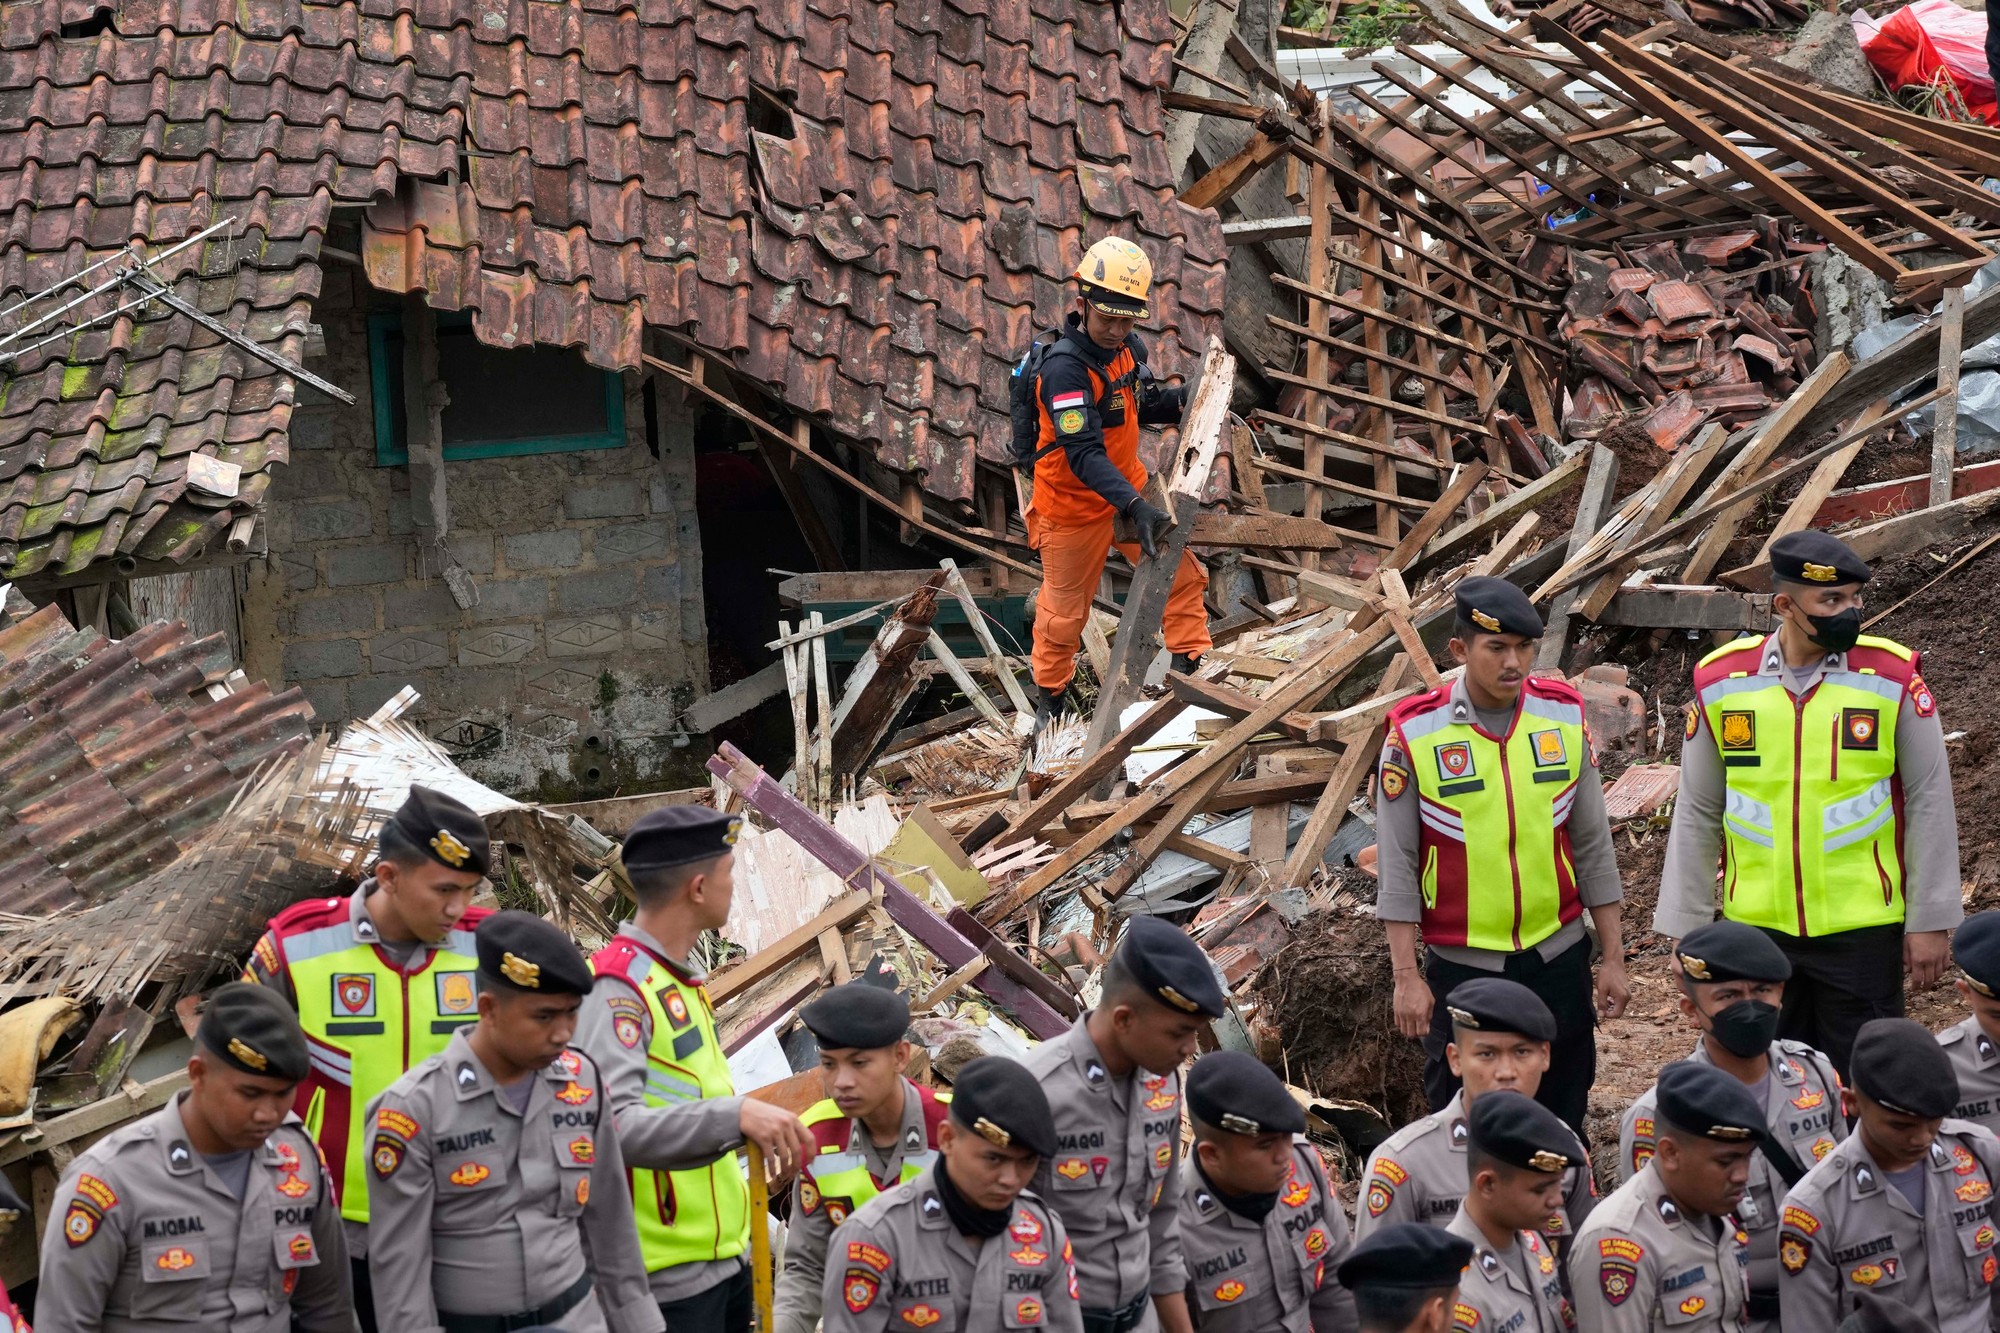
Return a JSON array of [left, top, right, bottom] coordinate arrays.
[[1562, 228, 1818, 448]]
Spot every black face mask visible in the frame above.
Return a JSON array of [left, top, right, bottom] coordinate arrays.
[[1708, 999, 1781, 1059], [1198, 1163, 1280, 1223], [934, 1158, 1011, 1239], [1801, 606, 1862, 654]]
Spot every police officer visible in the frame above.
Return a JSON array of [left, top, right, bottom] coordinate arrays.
[[819, 1056, 1083, 1333], [1617, 921, 1846, 1329], [1357, 980, 1595, 1264], [1657, 530, 1962, 1074], [1335, 1225, 1475, 1333], [1775, 1018, 2000, 1333], [365, 912, 661, 1333], [1838, 1292, 1930, 1333], [241, 785, 492, 1330], [37, 984, 351, 1333], [1177, 1050, 1358, 1333], [1377, 576, 1627, 1138], [572, 805, 813, 1333], [776, 981, 949, 1333], [1447, 1092, 1579, 1333], [1022, 916, 1225, 1333], [1026, 236, 1208, 718], [1940, 911, 2000, 1132], [1572, 1062, 1760, 1332]]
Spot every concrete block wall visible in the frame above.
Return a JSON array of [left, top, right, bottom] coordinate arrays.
[[242, 268, 712, 797]]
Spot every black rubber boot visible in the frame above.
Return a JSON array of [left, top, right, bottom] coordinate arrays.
[[1170, 652, 1201, 675], [1033, 684, 1067, 735]]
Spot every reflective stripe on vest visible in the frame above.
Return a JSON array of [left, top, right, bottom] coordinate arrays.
[[287, 924, 482, 1223], [1697, 635, 1912, 937], [598, 949, 749, 1270], [1394, 683, 1587, 952], [800, 1099, 936, 1218]]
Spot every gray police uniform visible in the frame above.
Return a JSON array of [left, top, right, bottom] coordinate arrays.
[[1444, 1206, 1573, 1333], [1941, 1018, 2000, 1133], [817, 1165, 1084, 1333], [35, 1094, 350, 1333], [1357, 1091, 1596, 1249], [1021, 1018, 1184, 1331], [1616, 1039, 1844, 1330], [776, 1081, 941, 1333], [1774, 1121, 2000, 1333], [1571, 1161, 1751, 1333], [1178, 1139, 1357, 1333], [363, 1029, 662, 1333]]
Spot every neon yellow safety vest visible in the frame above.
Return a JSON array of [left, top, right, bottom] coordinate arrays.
[[797, 1089, 948, 1225], [1694, 634, 1918, 937], [1384, 678, 1590, 952], [264, 896, 487, 1223], [590, 935, 748, 1271]]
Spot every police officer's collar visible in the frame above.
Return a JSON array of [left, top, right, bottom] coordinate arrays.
[[158, 1093, 281, 1188], [445, 1029, 495, 1102], [1446, 1210, 1534, 1294], [617, 920, 706, 984], [1688, 1036, 1798, 1095], [1067, 1016, 1123, 1094], [1441, 1090, 1470, 1153], [1756, 632, 1843, 677], [1971, 1020, 2000, 1067], [1446, 675, 1521, 734], [351, 881, 383, 943], [912, 1167, 951, 1232]]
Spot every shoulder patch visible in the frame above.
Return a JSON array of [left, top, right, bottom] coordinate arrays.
[[1780, 1235, 1810, 1274], [377, 1107, 420, 1140], [1911, 673, 1937, 717], [1683, 701, 1699, 741], [1453, 1302, 1480, 1330], [1781, 1205, 1820, 1235]]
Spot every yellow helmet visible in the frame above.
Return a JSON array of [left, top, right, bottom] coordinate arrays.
[[1075, 237, 1152, 319]]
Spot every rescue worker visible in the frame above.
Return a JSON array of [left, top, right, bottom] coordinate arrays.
[[240, 784, 492, 1331], [1356, 979, 1595, 1267], [1377, 576, 1627, 1139], [1028, 236, 1208, 716], [364, 911, 661, 1333], [775, 980, 949, 1333], [1021, 915, 1225, 1333], [1335, 1225, 1475, 1333], [1940, 910, 2000, 1132], [1775, 1018, 2000, 1333], [571, 805, 813, 1333], [1616, 921, 1847, 1330], [1445, 1091, 1579, 1333], [1656, 530, 1962, 1074], [818, 1056, 1083, 1333], [36, 984, 352, 1333], [1177, 1050, 1358, 1333], [1572, 1062, 1761, 1333]]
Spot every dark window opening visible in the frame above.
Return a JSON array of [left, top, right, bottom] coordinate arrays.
[[367, 310, 624, 464], [60, 7, 116, 38]]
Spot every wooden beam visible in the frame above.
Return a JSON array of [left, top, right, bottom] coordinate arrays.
[[996, 696, 1185, 845], [1574, 422, 1730, 622], [1931, 284, 1966, 507], [1534, 445, 1619, 671], [1280, 657, 1413, 886], [1417, 449, 1589, 574], [709, 891, 874, 1003], [1594, 587, 1774, 631], [1180, 128, 1290, 211]]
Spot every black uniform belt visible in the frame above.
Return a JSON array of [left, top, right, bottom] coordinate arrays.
[[1082, 1294, 1149, 1333], [439, 1271, 592, 1332], [1747, 1289, 1780, 1320]]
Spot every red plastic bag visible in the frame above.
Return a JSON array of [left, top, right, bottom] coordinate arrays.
[[1854, 0, 1997, 124]]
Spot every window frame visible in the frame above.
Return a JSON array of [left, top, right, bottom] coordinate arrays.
[[366, 309, 627, 465]]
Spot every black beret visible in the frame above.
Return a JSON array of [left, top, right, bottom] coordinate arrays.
[[1454, 575, 1542, 639], [1445, 978, 1557, 1043], [475, 910, 594, 997], [1117, 916, 1225, 1019], [623, 805, 744, 875], [1851, 1018, 1958, 1118], [1770, 530, 1870, 588], [1837, 1293, 1932, 1333], [1676, 921, 1792, 985], [1187, 1051, 1305, 1136], [950, 1057, 1056, 1159], [199, 982, 309, 1083], [1468, 1090, 1576, 1174], [1655, 1061, 1767, 1144], [801, 982, 911, 1051], [383, 785, 490, 876], [1336, 1222, 1474, 1293], [1956, 911, 2000, 996]]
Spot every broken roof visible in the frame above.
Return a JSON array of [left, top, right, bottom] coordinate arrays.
[[0, 0, 1226, 576]]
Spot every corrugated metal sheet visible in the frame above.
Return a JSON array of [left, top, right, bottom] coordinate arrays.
[[0, 603, 315, 916]]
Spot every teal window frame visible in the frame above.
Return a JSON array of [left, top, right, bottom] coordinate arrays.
[[367, 310, 626, 465]]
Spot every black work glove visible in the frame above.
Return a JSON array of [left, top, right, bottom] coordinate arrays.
[[1125, 497, 1173, 561]]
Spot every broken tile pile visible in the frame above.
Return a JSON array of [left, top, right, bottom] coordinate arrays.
[[1561, 228, 1819, 448]]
